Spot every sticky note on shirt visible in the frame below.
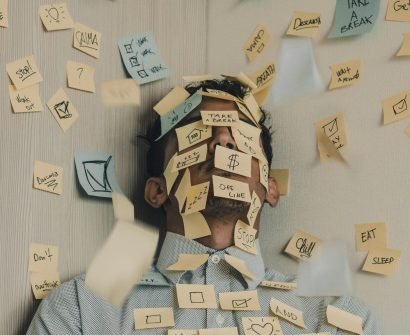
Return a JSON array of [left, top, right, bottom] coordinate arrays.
[[176, 284, 217, 309], [287, 11, 322, 38], [33, 161, 63, 195], [241, 317, 283, 335], [212, 175, 251, 203], [199, 328, 238, 335], [184, 181, 209, 215], [260, 280, 297, 290], [362, 247, 401, 275], [182, 212, 211, 240], [270, 298, 306, 328], [329, 59, 361, 90], [100, 79, 140, 107], [134, 307, 174, 329], [326, 305, 363, 335], [172, 143, 207, 172], [201, 110, 239, 126], [6, 55, 43, 90], [224, 254, 255, 280], [67, 61, 95, 93], [219, 290, 260, 311], [0, 0, 9, 27], [386, 0, 410, 21], [73, 22, 101, 58], [355, 222, 387, 252], [39, 3, 74, 31], [382, 89, 410, 124], [215, 146, 252, 177], [47, 88, 79, 132], [175, 120, 212, 151], [154, 86, 190, 116], [30, 271, 61, 299], [175, 168, 191, 212], [167, 254, 208, 271], [269, 169, 289, 195], [234, 220, 258, 255], [284, 229, 322, 261], [397, 33, 410, 56], [9, 84, 43, 113], [28, 243, 59, 273], [247, 192, 261, 227], [244, 24, 272, 62]]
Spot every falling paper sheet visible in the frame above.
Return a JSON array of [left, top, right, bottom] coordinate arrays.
[[112, 192, 134, 222], [73, 22, 101, 58], [328, 0, 380, 38], [39, 3, 74, 31], [100, 79, 140, 107], [74, 149, 122, 198]]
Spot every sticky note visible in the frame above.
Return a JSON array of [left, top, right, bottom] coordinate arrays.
[[287, 11, 322, 38], [184, 181, 209, 215], [382, 89, 410, 125], [260, 280, 297, 290], [270, 298, 306, 328], [231, 120, 263, 159], [172, 143, 207, 172], [28, 243, 59, 273], [328, 0, 380, 38], [0, 0, 9, 27], [100, 79, 140, 107], [39, 3, 74, 31], [250, 62, 276, 89], [259, 158, 269, 191], [247, 192, 261, 227], [199, 328, 238, 335], [6, 56, 43, 90], [219, 290, 260, 311], [33, 161, 63, 195], [201, 110, 239, 126], [183, 74, 215, 82], [174, 169, 191, 212], [168, 330, 198, 335], [175, 120, 212, 151], [235, 101, 259, 127], [252, 82, 274, 106], [397, 33, 410, 56], [182, 212, 211, 240], [326, 305, 363, 335], [284, 229, 322, 261], [73, 22, 101, 58], [221, 72, 257, 90], [200, 89, 239, 102], [47, 88, 79, 132], [241, 317, 283, 335], [355, 222, 387, 252], [215, 146, 252, 177], [9, 84, 43, 113], [167, 254, 208, 271], [329, 59, 361, 90], [243, 93, 262, 123], [224, 254, 254, 280], [269, 169, 289, 195], [30, 272, 61, 300], [316, 129, 347, 164], [118, 32, 169, 85], [154, 86, 190, 116], [234, 220, 258, 255], [406, 124, 410, 137], [134, 307, 174, 329], [212, 175, 251, 203], [112, 192, 134, 222], [386, 0, 410, 21], [362, 247, 401, 275], [85, 221, 158, 306], [74, 149, 122, 198], [176, 284, 217, 309], [244, 24, 272, 62], [164, 154, 178, 195], [67, 61, 95, 93]]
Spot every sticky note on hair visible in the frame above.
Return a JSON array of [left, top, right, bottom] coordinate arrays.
[[154, 86, 190, 116], [47, 88, 79, 132], [250, 62, 276, 89], [175, 120, 212, 151], [28, 243, 59, 273], [181, 212, 211, 240], [6, 55, 43, 90], [39, 3, 74, 31], [212, 175, 251, 203], [362, 247, 401, 275], [234, 220, 257, 255], [67, 61, 95, 93], [9, 84, 43, 113], [73, 22, 101, 58], [0, 0, 9, 27], [241, 317, 282, 335], [172, 143, 207, 172], [243, 24, 272, 62], [287, 11, 321, 38], [176, 284, 217, 309], [199, 89, 239, 102], [33, 161, 63, 195], [355, 222, 387, 252], [134, 307, 174, 330], [284, 229, 322, 261], [326, 305, 363, 335], [219, 290, 260, 311], [101, 79, 140, 107], [215, 146, 252, 177], [382, 89, 410, 125], [270, 298, 306, 328], [221, 72, 257, 90], [329, 59, 361, 90], [201, 110, 239, 126], [30, 271, 61, 299], [183, 74, 215, 82]]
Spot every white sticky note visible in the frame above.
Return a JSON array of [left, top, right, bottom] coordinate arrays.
[[112, 192, 134, 222], [326, 305, 363, 335], [39, 3, 74, 31], [9, 84, 43, 113], [134, 307, 175, 329], [176, 284, 218, 309], [73, 22, 101, 58], [219, 290, 261, 311], [101, 79, 140, 107], [30, 272, 61, 300], [33, 161, 63, 195], [67, 61, 95, 93], [28, 243, 59, 273], [6, 55, 43, 90]]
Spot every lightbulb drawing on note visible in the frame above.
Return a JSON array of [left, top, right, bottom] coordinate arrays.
[[44, 5, 63, 23], [39, 3, 74, 31]]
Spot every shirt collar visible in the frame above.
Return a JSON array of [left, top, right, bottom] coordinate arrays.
[[156, 232, 266, 290]]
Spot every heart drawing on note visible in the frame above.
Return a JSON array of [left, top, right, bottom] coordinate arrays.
[[250, 322, 274, 335]]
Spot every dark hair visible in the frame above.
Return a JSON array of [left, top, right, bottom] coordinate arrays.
[[145, 79, 273, 177]]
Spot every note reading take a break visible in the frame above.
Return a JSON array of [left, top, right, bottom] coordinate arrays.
[[247, 192, 261, 227], [175, 120, 212, 151], [326, 305, 363, 335], [0, 0, 9, 27], [269, 169, 290, 195], [215, 146, 252, 177], [270, 298, 306, 328], [260, 280, 297, 290], [329, 59, 361, 90], [9, 84, 43, 113], [73, 22, 101, 58], [241, 316, 283, 335], [47, 88, 79, 132], [362, 247, 401, 276], [181, 212, 211, 240], [234, 220, 258, 255], [176, 284, 217, 309], [284, 229, 322, 261], [355, 222, 387, 252], [29, 243, 59, 273], [134, 307, 174, 329], [172, 143, 207, 172], [167, 254, 208, 271], [33, 161, 63, 195], [219, 290, 260, 311], [183, 181, 209, 215], [39, 3, 74, 31], [287, 11, 321, 38], [244, 24, 272, 62], [100, 79, 140, 107], [382, 89, 410, 124], [212, 175, 251, 203], [154, 86, 190, 116], [6, 55, 43, 90], [30, 271, 61, 300], [201, 110, 239, 126], [67, 61, 95, 93], [386, 0, 410, 22]]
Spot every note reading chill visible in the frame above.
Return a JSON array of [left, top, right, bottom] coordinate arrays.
[[9, 84, 43, 113], [287, 11, 322, 38], [6, 55, 43, 90], [382, 89, 410, 125], [67, 61, 95, 93], [73, 22, 101, 58], [39, 3, 74, 31], [234, 220, 257, 255], [355, 222, 387, 252], [362, 247, 401, 276], [47, 88, 79, 132], [212, 175, 251, 203], [28, 243, 59, 273], [284, 229, 322, 261], [100, 79, 140, 107], [215, 146, 252, 177], [243, 24, 272, 62], [219, 290, 260, 311], [329, 59, 361, 90], [201, 110, 239, 126], [33, 161, 63, 195], [176, 284, 217, 309]]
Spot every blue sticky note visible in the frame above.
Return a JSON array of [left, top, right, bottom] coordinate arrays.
[[328, 0, 380, 38], [74, 150, 122, 198], [118, 32, 170, 85]]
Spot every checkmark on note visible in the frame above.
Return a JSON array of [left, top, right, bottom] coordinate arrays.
[[232, 298, 252, 308], [393, 95, 407, 115]]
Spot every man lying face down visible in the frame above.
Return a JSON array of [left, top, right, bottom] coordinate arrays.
[[27, 80, 381, 335]]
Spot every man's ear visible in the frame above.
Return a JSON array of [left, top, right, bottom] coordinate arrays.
[[265, 176, 280, 207], [144, 177, 168, 208]]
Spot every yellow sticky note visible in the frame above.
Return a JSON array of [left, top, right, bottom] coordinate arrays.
[[175, 169, 191, 212], [247, 192, 261, 227], [231, 120, 263, 159], [199, 328, 238, 335], [28, 243, 59, 273], [176, 284, 217, 309], [224, 254, 255, 280], [168, 330, 198, 335], [259, 158, 269, 191], [112, 192, 134, 222], [260, 280, 297, 290], [326, 305, 363, 335], [244, 24, 272, 62], [362, 247, 401, 276], [215, 146, 252, 177], [234, 220, 258, 255], [405, 124, 410, 137], [243, 93, 262, 123], [287, 11, 321, 38], [39, 3, 74, 31], [222, 72, 257, 90], [154, 86, 190, 116], [9, 84, 43, 113], [386, 0, 410, 22], [252, 82, 274, 106], [397, 33, 410, 56], [175, 120, 212, 151], [134, 307, 175, 329], [382, 90, 410, 125], [200, 89, 239, 102], [33, 161, 63, 195], [184, 181, 209, 215], [329, 59, 361, 90], [164, 154, 178, 195], [101, 79, 140, 107], [167, 254, 208, 271], [30, 271, 61, 300], [183, 74, 216, 82], [219, 290, 260, 311], [270, 298, 306, 329], [182, 212, 211, 240], [250, 62, 276, 89], [269, 169, 289, 195], [0, 0, 8, 27], [212, 175, 251, 203], [6, 55, 43, 90], [241, 317, 283, 335], [172, 143, 207, 172], [67, 61, 95, 93], [284, 229, 322, 261], [300, 333, 330, 335], [73, 22, 101, 58], [201, 110, 239, 127], [235, 101, 259, 127], [355, 222, 387, 252], [47, 88, 79, 132]]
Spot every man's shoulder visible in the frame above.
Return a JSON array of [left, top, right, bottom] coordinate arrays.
[[263, 265, 297, 283]]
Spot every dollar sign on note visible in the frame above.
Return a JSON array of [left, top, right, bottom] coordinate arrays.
[[228, 154, 239, 171]]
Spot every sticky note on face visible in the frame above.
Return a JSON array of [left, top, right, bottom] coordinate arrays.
[[250, 62, 276, 89], [247, 192, 261, 227], [355, 222, 387, 252], [181, 212, 211, 240], [329, 59, 361, 90], [221, 72, 257, 90], [235, 101, 259, 127], [234, 220, 258, 255], [39, 3, 74, 31], [201, 110, 239, 126], [134, 307, 175, 329], [259, 158, 269, 191], [6, 56, 43, 90], [154, 86, 190, 116], [224, 254, 255, 280], [172, 143, 207, 172], [243, 94, 262, 123], [219, 290, 260, 311], [270, 298, 306, 328], [0, 0, 9, 27], [167, 254, 208, 271], [260, 280, 297, 290], [73, 22, 101, 58], [244, 24, 272, 62], [397, 33, 410, 56], [9, 84, 43, 113], [28, 243, 59, 273], [287, 11, 321, 38], [386, 0, 410, 21], [176, 284, 217, 309], [174, 168, 191, 212], [284, 229, 322, 261], [47, 88, 79, 132], [231, 120, 263, 159], [33, 161, 63, 195], [269, 169, 289, 195], [241, 316, 282, 335], [326, 305, 363, 335], [175, 120, 212, 151], [362, 247, 401, 276], [30, 272, 61, 300], [212, 175, 251, 203], [100, 79, 140, 107], [215, 146, 252, 178], [163, 154, 178, 195], [67, 61, 95, 93], [184, 181, 209, 215], [382, 89, 410, 124]]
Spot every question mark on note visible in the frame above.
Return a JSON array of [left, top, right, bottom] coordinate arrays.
[[76, 67, 84, 82]]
